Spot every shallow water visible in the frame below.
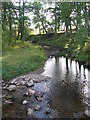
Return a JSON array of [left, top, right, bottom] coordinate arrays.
[[2, 56, 90, 118], [42, 56, 90, 118]]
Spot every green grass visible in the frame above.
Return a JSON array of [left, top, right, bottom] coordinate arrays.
[[2, 42, 47, 80]]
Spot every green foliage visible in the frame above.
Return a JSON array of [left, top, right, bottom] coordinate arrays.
[[29, 32, 90, 66], [2, 42, 47, 80], [2, 29, 10, 46]]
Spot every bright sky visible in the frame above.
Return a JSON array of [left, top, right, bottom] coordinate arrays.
[[13, 0, 77, 30]]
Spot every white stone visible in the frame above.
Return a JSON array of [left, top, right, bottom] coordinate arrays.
[[7, 85, 16, 91], [27, 108, 33, 116], [84, 109, 90, 117], [22, 100, 28, 105]]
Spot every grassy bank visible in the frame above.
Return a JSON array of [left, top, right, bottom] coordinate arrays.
[[2, 42, 47, 80], [29, 33, 90, 67]]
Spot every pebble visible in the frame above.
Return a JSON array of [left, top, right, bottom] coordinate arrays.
[[46, 108, 51, 114], [88, 104, 90, 107], [7, 85, 16, 91], [33, 79, 40, 83], [2, 82, 6, 87], [34, 105, 41, 111], [22, 100, 28, 105], [28, 89, 35, 96], [10, 78, 17, 84], [5, 100, 13, 105], [3, 84, 8, 90], [27, 108, 33, 116], [34, 92, 43, 98], [36, 96, 42, 102], [34, 92, 43, 102], [25, 76, 31, 81], [25, 80, 34, 87], [84, 109, 90, 117], [24, 92, 28, 97], [0, 80, 4, 83]]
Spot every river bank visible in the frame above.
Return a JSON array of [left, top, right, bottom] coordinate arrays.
[[29, 33, 90, 69]]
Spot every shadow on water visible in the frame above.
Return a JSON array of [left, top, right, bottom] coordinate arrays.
[[42, 56, 89, 118]]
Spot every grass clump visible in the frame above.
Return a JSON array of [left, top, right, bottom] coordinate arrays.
[[2, 42, 47, 80]]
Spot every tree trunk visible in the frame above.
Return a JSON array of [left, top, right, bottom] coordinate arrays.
[[15, 24, 16, 44], [84, 5, 88, 29], [9, 16, 12, 44], [88, 8, 90, 36], [65, 16, 68, 35], [9, 2, 12, 45], [22, 0, 25, 42], [41, 20, 47, 34], [69, 20, 73, 42], [39, 27, 41, 34], [18, 0, 21, 40], [55, 13, 57, 33], [3, 5, 7, 30]]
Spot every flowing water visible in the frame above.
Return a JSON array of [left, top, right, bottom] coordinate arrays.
[[42, 56, 90, 118]]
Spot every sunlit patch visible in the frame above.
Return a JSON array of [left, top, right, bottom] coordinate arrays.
[[68, 59, 71, 71], [43, 57, 55, 77], [85, 69, 88, 81], [59, 57, 66, 72], [71, 61, 76, 75], [76, 62, 79, 74]]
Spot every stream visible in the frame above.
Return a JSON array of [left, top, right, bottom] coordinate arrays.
[[2, 55, 90, 119], [42, 56, 90, 118]]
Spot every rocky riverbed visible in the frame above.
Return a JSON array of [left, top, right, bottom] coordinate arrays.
[[2, 69, 59, 119]]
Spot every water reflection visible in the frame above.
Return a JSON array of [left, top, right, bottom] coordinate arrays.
[[43, 56, 89, 118]]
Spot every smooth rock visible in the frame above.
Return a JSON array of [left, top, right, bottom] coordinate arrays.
[[21, 76, 26, 79], [3, 84, 8, 90], [25, 80, 34, 87], [22, 100, 28, 105], [28, 89, 35, 96], [34, 92, 43, 98], [7, 85, 16, 91], [33, 79, 40, 83], [34, 92, 43, 102], [84, 109, 90, 117], [46, 108, 51, 114], [27, 108, 33, 116], [34, 105, 41, 111], [5, 100, 13, 105], [0, 80, 4, 83], [25, 76, 31, 81], [10, 79, 17, 84], [24, 92, 29, 97], [36, 96, 42, 102], [2, 82, 6, 87], [88, 104, 90, 107], [21, 81, 26, 85], [16, 80, 25, 86]]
